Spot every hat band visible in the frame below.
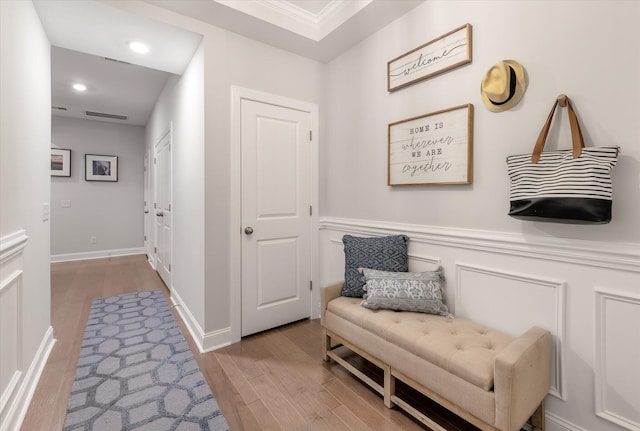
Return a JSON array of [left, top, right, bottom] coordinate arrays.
[[489, 66, 517, 106]]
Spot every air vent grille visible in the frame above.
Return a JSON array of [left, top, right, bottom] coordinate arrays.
[[85, 111, 128, 121]]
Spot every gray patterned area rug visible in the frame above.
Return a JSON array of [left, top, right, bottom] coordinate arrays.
[[63, 290, 229, 431]]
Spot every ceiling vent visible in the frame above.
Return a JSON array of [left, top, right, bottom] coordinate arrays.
[[85, 111, 128, 121], [51, 106, 68, 111], [104, 57, 131, 65]]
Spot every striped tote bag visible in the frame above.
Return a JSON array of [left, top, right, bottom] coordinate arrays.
[[507, 95, 619, 224]]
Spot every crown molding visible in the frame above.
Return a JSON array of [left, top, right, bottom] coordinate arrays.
[[215, 0, 372, 41]]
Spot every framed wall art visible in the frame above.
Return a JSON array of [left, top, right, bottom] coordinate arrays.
[[387, 23, 472, 92], [51, 148, 72, 177], [388, 104, 473, 186], [85, 154, 118, 182]]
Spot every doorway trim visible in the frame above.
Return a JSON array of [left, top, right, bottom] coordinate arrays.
[[230, 86, 319, 344]]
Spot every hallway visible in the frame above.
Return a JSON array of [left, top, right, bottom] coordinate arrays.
[[20, 256, 437, 431]]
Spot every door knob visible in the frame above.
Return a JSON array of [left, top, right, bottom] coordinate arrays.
[[244, 227, 254, 235]]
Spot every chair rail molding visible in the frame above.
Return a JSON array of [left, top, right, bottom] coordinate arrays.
[[594, 287, 640, 431], [319, 217, 640, 273], [0, 230, 28, 265]]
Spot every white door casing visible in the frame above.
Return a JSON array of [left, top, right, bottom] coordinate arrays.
[[154, 128, 172, 286], [240, 98, 314, 337], [143, 150, 151, 261]]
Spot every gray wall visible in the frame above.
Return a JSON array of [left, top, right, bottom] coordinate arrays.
[[51, 116, 145, 259]]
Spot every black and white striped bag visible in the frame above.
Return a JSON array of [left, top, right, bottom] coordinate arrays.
[[507, 95, 619, 224]]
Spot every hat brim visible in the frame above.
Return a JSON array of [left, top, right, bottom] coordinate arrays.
[[480, 60, 526, 112]]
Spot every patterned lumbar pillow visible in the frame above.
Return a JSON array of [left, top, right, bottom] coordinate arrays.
[[360, 268, 452, 317], [341, 234, 409, 298]]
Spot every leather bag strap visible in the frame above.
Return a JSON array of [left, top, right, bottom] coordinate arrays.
[[531, 94, 585, 163]]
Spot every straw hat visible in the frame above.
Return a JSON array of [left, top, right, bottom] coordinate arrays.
[[480, 60, 526, 112]]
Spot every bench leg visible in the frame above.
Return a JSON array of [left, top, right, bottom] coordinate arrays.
[[322, 328, 331, 362], [531, 401, 545, 431], [384, 365, 396, 408]]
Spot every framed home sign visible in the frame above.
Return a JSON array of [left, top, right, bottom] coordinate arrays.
[[388, 104, 473, 186], [85, 154, 118, 182], [387, 23, 472, 92], [51, 148, 71, 177]]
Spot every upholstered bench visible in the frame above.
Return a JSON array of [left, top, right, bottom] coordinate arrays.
[[321, 281, 551, 431]]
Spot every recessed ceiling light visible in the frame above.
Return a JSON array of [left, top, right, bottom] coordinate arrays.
[[129, 41, 150, 54], [72, 83, 87, 92]]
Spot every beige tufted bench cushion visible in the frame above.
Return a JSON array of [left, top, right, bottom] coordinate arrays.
[[327, 296, 514, 391]]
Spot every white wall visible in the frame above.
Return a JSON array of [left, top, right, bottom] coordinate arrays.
[[146, 42, 206, 345], [51, 116, 145, 260], [133, 1, 324, 350], [322, 0, 640, 244], [321, 2, 640, 431], [0, 1, 54, 430], [200, 20, 324, 337]]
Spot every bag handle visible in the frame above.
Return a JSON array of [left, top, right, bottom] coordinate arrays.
[[531, 94, 585, 163]]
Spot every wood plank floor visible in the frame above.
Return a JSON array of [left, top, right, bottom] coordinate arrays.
[[20, 255, 473, 431]]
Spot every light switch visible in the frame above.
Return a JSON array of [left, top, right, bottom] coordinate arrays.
[[61, 199, 71, 208], [42, 203, 50, 221]]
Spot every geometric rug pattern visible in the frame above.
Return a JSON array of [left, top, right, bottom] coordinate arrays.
[[63, 290, 229, 431]]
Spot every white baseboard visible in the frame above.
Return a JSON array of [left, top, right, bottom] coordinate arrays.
[[51, 247, 145, 263], [169, 288, 231, 354], [0, 326, 55, 431]]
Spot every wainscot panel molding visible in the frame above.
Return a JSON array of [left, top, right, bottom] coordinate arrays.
[[0, 327, 54, 431], [0, 230, 28, 428], [0, 231, 55, 431], [319, 218, 640, 273], [170, 288, 231, 354], [0, 270, 23, 429], [51, 247, 145, 263], [546, 412, 589, 431], [455, 263, 565, 399], [594, 287, 640, 431]]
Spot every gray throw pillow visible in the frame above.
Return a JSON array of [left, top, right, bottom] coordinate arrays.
[[360, 268, 452, 317], [341, 234, 409, 298]]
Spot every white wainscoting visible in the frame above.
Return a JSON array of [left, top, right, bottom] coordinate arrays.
[[1, 230, 55, 431], [319, 217, 640, 431], [455, 263, 565, 399], [594, 288, 640, 431], [0, 231, 27, 428]]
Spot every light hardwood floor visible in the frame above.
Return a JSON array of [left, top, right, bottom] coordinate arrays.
[[20, 255, 472, 431]]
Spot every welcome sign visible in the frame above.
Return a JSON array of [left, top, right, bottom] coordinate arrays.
[[388, 24, 472, 92]]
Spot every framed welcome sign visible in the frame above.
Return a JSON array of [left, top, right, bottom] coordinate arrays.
[[387, 23, 472, 92], [388, 104, 473, 186]]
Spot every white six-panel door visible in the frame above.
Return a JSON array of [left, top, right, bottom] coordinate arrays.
[[241, 99, 312, 336]]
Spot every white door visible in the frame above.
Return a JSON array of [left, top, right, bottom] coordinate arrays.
[[154, 130, 172, 286], [241, 99, 312, 336]]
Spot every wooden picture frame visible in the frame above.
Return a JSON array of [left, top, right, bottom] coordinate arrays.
[[51, 148, 72, 177], [388, 104, 473, 186], [387, 23, 472, 92], [85, 154, 118, 182]]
